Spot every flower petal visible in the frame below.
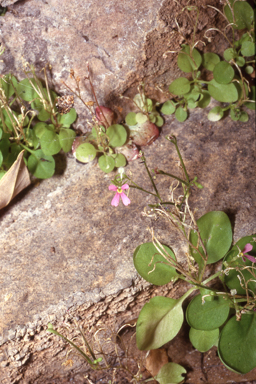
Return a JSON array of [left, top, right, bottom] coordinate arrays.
[[120, 192, 131, 206], [242, 243, 253, 254], [121, 183, 129, 190], [244, 254, 256, 263], [111, 193, 120, 207], [109, 184, 118, 191]]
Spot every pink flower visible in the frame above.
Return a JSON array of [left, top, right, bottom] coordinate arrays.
[[241, 243, 256, 263], [109, 184, 131, 207]]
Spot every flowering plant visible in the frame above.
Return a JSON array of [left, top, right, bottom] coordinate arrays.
[[109, 136, 256, 381]]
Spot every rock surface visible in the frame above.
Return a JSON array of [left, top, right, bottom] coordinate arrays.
[[0, 0, 255, 382]]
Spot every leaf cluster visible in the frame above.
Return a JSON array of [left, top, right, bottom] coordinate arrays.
[[132, 138, 256, 379], [161, 1, 255, 123], [0, 65, 77, 179]]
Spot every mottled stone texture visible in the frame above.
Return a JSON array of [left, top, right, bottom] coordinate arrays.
[[0, 0, 255, 382]]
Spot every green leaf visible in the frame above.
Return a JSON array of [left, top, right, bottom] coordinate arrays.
[[33, 122, 53, 139], [40, 130, 61, 156], [0, 137, 10, 159], [223, 48, 237, 62], [219, 313, 256, 374], [175, 106, 187, 122], [213, 61, 234, 84], [207, 106, 224, 122], [198, 91, 211, 108], [106, 124, 127, 147], [169, 77, 190, 96], [202, 52, 220, 71], [125, 112, 137, 126], [75, 143, 96, 163], [114, 153, 126, 167], [241, 41, 255, 57], [208, 79, 238, 103], [235, 56, 245, 67], [58, 108, 77, 127], [186, 294, 230, 331], [245, 65, 254, 75], [27, 149, 55, 179], [0, 74, 18, 99], [133, 242, 179, 286], [177, 45, 202, 73], [161, 100, 176, 115], [16, 78, 39, 101], [223, 234, 256, 295], [244, 85, 255, 110], [136, 112, 148, 124], [233, 1, 254, 30], [155, 115, 164, 127], [189, 211, 232, 268], [136, 296, 184, 350], [98, 155, 115, 173], [230, 108, 241, 121], [0, 170, 6, 180], [239, 111, 249, 122], [59, 128, 76, 152], [189, 328, 219, 353], [155, 362, 186, 384]]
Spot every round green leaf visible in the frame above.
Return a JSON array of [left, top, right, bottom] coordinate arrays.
[[208, 106, 224, 122], [223, 234, 256, 295], [98, 155, 115, 173], [245, 65, 254, 75], [16, 78, 38, 101], [189, 327, 219, 352], [175, 106, 187, 122], [233, 1, 254, 30], [202, 52, 220, 71], [75, 143, 96, 163], [40, 130, 61, 156], [59, 128, 76, 152], [155, 115, 164, 127], [58, 108, 77, 127], [198, 91, 211, 108], [219, 313, 256, 374], [136, 296, 184, 350], [106, 124, 127, 147], [161, 100, 176, 115], [186, 294, 230, 331], [223, 48, 236, 62], [136, 112, 148, 124], [125, 112, 137, 126], [208, 79, 238, 103], [189, 211, 232, 267], [230, 108, 241, 121], [133, 242, 179, 286], [33, 123, 54, 139], [148, 114, 156, 123], [155, 362, 186, 384], [241, 41, 255, 57], [187, 99, 198, 109], [213, 61, 234, 84], [177, 45, 202, 73], [169, 77, 190, 96], [235, 56, 245, 67], [27, 149, 55, 179], [114, 153, 126, 167], [239, 111, 249, 122]]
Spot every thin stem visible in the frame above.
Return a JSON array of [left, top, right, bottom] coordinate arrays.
[[156, 170, 189, 186], [140, 154, 162, 202], [166, 136, 190, 183]]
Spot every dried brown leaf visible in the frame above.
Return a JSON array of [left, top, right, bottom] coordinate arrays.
[[0, 150, 30, 209]]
